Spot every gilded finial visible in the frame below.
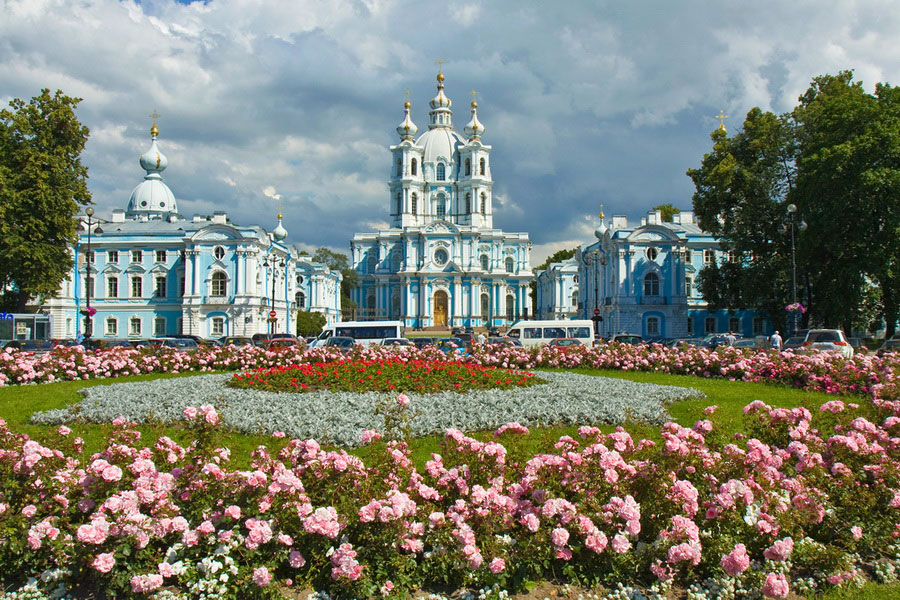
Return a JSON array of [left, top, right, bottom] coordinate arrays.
[[715, 110, 729, 132], [436, 58, 445, 82], [277, 206, 283, 220], [598, 204, 605, 220], [470, 90, 478, 108], [404, 90, 411, 109], [149, 109, 161, 137]]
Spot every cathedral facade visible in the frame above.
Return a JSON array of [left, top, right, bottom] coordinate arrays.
[[39, 122, 341, 340], [350, 72, 533, 328]]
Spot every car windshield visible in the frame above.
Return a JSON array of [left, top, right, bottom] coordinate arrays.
[[808, 331, 841, 342]]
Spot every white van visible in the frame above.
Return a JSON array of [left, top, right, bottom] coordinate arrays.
[[504, 320, 595, 347], [309, 320, 404, 348]]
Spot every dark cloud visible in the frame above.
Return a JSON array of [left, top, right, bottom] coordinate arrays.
[[3, 0, 900, 264]]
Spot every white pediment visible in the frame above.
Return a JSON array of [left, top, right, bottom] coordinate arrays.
[[190, 225, 242, 242], [424, 220, 459, 235]]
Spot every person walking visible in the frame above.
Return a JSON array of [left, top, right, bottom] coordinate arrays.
[[770, 330, 783, 351], [476, 331, 486, 345]]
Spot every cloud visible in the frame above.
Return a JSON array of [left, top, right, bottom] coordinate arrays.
[[2, 0, 899, 262]]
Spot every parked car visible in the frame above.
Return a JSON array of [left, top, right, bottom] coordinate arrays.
[[267, 338, 303, 350], [411, 337, 435, 349], [487, 337, 522, 347], [221, 336, 254, 347], [381, 337, 413, 347], [3, 339, 55, 353], [668, 338, 703, 348], [876, 338, 900, 356], [436, 337, 468, 357], [157, 338, 200, 351], [451, 327, 465, 336], [803, 329, 854, 358], [611, 334, 643, 345], [488, 327, 501, 337], [251, 333, 273, 347], [324, 336, 356, 352], [732, 338, 759, 349], [782, 336, 805, 352], [548, 338, 582, 348]]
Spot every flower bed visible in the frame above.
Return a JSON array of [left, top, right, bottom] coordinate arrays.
[[4, 381, 900, 599], [0, 342, 895, 398], [30, 371, 703, 446], [227, 359, 545, 394]]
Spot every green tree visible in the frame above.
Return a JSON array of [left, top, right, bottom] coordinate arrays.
[[311, 247, 357, 317], [295, 310, 326, 337], [0, 89, 91, 311], [653, 203, 681, 222], [687, 108, 798, 327], [792, 72, 900, 335], [529, 247, 577, 310]]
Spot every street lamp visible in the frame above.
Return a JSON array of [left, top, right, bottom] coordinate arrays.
[[81, 207, 104, 340], [779, 203, 807, 336], [262, 256, 286, 335], [583, 250, 604, 337]]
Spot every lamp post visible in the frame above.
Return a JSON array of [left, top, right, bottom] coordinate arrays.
[[82, 207, 101, 339], [584, 250, 604, 338], [263, 256, 286, 335], [779, 203, 807, 336]]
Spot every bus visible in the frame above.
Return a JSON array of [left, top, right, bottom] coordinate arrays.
[[504, 319, 595, 347], [309, 320, 404, 348]]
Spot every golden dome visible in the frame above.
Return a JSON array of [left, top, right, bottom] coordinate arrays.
[[437, 71, 444, 83], [150, 122, 159, 138], [404, 100, 411, 109]]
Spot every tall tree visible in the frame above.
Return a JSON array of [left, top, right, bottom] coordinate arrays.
[[792, 72, 900, 335], [686, 108, 798, 327], [0, 89, 91, 311], [652, 203, 680, 222]]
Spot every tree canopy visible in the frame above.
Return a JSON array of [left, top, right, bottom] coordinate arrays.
[[0, 89, 91, 311], [687, 71, 900, 336], [652, 203, 681, 223]]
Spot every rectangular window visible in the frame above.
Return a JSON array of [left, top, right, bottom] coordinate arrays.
[[106, 318, 117, 336], [129, 317, 141, 336], [155, 276, 167, 297], [543, 327, 566, 339], [647, 317, 660, 336], [703, 249, 716, 265], [684, 249, 692, 263], [156, 250, 167, 263], [523, 327, 542, 339], [753, 316, 764, 335], [568, 326, 591, 338], [729, 317, 740, 333], [154, 317, 166, 336], [84, 250, 95, 264], [705, 317, 716, 334], [107, 276, 118, 299], [687, 318, 694, 336], [685, 276, 693, 297], [131, 250, 142, 263], [108, 250, 118, 263], [131, 276, 143, 298], [211, 317, 225, 336], [726, 250, 737, 263], [177, 318, 183, 335]]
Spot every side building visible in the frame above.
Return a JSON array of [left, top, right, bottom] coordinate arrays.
[[536, 208, 772, 339], [37, 122, 341, 340], [350, 71, 533, 328], [534, 258, 579, 320]]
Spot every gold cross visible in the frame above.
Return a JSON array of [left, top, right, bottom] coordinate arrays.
[[715, 110, 728, 131], [404, 90, 411, 104], [149, 109, 161, 121], [471, 90, 478, 102], [436, 58, 445, 73], [277, 205, 284, 220]]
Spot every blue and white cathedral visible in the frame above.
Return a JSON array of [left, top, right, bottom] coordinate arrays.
[[350, 72, 533, 328], [39, 121, 342, 340]]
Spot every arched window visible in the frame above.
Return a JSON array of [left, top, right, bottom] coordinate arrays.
[[481, 293, 490, 319], [480, 192, 487, 214], [436, 163, 446, 181], [505, 257, 514, 273], [436, 194, 446, 219], [367, 253, 377, 273], [506, 295, 515, 321], [571, 292, 578, 307], [396, 157, 402, 176], [295, 291, 306, 308], [411, 193, 417, 215], [367, 294, 376, 310], [480, 157, 486, 175], [211, 271, 227, 297], [465, 192, 471, 213], [465, 158, 471, 176], [395, 192, 402, 215], [392, 252, 402, 270], [643, 272, 659, 296], [480, 255, 489, 271], [411, 158, 417, 176]]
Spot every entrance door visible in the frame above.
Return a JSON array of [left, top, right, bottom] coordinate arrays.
[[433, 290, 448, 327]]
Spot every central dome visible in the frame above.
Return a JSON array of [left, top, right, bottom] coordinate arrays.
[[416, 128, 465, 166]]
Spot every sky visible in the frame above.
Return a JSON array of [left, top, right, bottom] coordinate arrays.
[[3, 0, 900, 265]]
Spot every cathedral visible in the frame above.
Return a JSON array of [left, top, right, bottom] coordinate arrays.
[[39, 121, 342, 340], [350, 72, 533, 328]]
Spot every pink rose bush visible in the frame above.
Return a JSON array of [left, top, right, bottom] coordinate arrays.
[[4, 384, 900, 598], [0, 342, 896, 399]]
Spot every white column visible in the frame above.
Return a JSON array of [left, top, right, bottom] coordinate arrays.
[[193, 251, 202, 297], [183, 250, 194, 298]]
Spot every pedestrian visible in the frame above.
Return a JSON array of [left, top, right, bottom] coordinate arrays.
[[476, 331, 486, 345], [770, 330, 783, 351]]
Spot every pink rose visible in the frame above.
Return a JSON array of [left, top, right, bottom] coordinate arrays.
[[397, 394, 410, 407], [183, 406, 198, 419], [489, 557, 506, 574], [551, 527, 569, 546], [93, 552, 115, 573], [288, 550, 306, 568], [720, 543, 750, 576], [762, 572, 789, 598], [253, 566, 272, 586]]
